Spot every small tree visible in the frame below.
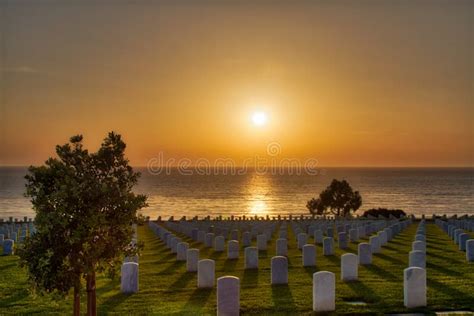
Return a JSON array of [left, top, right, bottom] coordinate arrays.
[[306, 179, 362, 217], [19, 132, 147, 316]]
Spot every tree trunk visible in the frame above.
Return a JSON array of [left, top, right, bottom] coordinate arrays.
[[86, 272, 97, 316], [73, 282, 80, 316]]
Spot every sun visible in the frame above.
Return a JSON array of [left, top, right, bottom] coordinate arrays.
[[251, 111, 268, 126]]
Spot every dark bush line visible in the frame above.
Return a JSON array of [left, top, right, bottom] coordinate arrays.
[[363, 208, 406, 218]]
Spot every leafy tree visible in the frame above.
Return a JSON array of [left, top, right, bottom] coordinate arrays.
[[18, 132, 147, 316], [306, 179, 362, 217]]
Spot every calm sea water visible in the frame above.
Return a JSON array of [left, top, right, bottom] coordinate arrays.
[[0, 167, 472, 220]]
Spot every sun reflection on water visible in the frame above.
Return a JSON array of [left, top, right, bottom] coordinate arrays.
[[244, 173, 272, 217], [248, 198, 268, 215]]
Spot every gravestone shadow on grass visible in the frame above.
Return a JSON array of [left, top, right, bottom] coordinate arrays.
[[98, 290, 129, 313], [364, 264, 398, 281], [303, 266, 318, 278], [373, 253, 405, 266], [427, 244, 445, 251], [97, 279, 119, 296], [345, 280, 380, 304], [1, 288, 30, 306], [222, 258, 239, 272], [428, 278, 473, 301], [181, 287, 213, 313], [271, 284, 296, 311], [325, 254, 340, 266], [169, 271, 196, 289], [388, 240, 407, 247], [383, 245, 399, 252], [242, 269, 259, 286], [0, 262, 16, 269], [426, 262, 463, 277], [158, 261, 185, 275], [156, 252, 176, 264], [209, 251, 224, 261]]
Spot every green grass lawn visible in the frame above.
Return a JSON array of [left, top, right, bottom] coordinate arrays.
[[1, 221, 473, 315]]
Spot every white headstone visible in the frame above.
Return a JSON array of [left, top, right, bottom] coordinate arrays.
[[409, 250, 426, 269], [198, 259, 215, 288], [323, 237, 334, 256], [297, 233, 308, 249], [121, 262, 139, 293], [415, 234, 426, 242], [412, 241, 426, 253], [2, 239, 14, 255], [170, 237, 180, 253], [454, 229, 463, 244], [257, 234, 267, 251], [186, 248, 199, 272], [244, 247, 258, 269], [215, 236, 225, 252], [242, 232, 251, 247], [198, 230, 206, 243], [466, 239, 474, 262], [271, 256, 288, 284], [358, 243, 372, 265], [313, 271, 336, 312], [230, 230, 239, 241], [349, 229, 359, 242], [177, 242, 189, 261], [338, 232, 348, 249], [314, 230, 323, 243], [276, 238, 288, 256], [227, 240, 239, 259], [378, 231, 388, 245], [124, 256, 138, 263], [217, 276, 240, 316], [205, 233, 215, 248], [459, 233, 469, 251], [404, 267, 426, 308], [369, 235, 380, 254], [341, 253, 358, 281], [303, 244, 316, 267]]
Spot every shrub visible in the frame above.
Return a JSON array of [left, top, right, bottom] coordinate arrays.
[[363, 208, 406, 218]]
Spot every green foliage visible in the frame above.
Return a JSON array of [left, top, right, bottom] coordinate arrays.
[[363, 208, 406, 219], [307, 179, 362, 217], [18, 132, 147, 298]]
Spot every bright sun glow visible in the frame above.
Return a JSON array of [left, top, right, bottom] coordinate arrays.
[[251, 111, 268, 126]]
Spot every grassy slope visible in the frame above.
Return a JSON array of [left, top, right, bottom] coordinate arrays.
[[0, 222, 473, 315]]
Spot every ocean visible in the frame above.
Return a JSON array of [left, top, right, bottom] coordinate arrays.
[[0, 167, 472, 220]]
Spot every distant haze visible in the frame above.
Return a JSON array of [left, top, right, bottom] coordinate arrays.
[[1, 0, 473, 167]]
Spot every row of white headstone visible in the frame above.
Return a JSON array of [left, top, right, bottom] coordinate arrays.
[[120, 224, 139, 293], [435, 218, 474, 262], [145, 219, 424, 313], [404, 220, 427, 308], [1, 222, 36, 255], [166, 217, 407, 248], [152, 218, 412, 271], [200, 266, 430, 314]]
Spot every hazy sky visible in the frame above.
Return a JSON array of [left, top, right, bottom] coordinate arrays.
[[1, 0, 473, 167]]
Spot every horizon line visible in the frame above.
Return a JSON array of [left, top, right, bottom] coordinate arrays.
[[1, 165, 473, 169]]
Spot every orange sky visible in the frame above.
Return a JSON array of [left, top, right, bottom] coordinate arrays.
[[1, 0, 473, 167]]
